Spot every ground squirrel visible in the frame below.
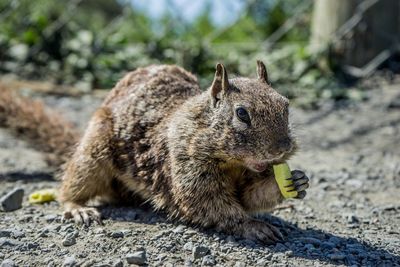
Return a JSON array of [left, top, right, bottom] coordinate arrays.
[[0, 61, 309, 244]]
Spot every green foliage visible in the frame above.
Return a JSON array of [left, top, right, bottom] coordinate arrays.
[[0, 0, 338, 105]]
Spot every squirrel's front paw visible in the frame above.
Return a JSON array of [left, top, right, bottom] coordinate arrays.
[[62, 202, 102, 226], [237, 219, 283, 244], [289, 170, 309, 199]]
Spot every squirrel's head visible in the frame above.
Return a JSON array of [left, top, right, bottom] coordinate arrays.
[[209, 61, 297, 172]]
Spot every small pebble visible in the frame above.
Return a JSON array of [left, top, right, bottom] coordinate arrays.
[[0, 238, 19, 247], [321, 241, 335, 250], [62, 233, 76, 247], [111, 231, 124, 238], [44, 214, 58, 223], [328, 253, 346, 261], [284, 251, 293, 257], [184, 259, 193, 267], [256, 259, 268, 266], [0, 259, 15, 267], [192, 245, 209, 259], [299, 237, 321, 246], [94, 228, 106, 235], [347, 214, 360, 224], [126, 250, 146, 265], [274, 243, 287, 252], [172, 225, 185, 234], [201, 255, 216, 266], [63, 256, 77, 267], [0, 230, 11, 238], [183, 242, 193, 251], [304, 244, 315, 251], [112, 259, 123, 267]]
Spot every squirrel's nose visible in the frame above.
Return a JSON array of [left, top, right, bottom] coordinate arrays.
[[275, 137, 292, 153]]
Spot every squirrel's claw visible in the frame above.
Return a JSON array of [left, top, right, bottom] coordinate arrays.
[[239, 220, 284, 244], [289, 170, 309, 199], [63, 204, 102, 227]]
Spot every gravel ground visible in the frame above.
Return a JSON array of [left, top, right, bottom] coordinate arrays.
[[1, 84, 400, 266]]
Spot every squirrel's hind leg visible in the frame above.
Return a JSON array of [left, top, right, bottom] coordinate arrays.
[[59, 107, 116, 226]]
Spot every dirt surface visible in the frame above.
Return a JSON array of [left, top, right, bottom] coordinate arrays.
[[1, 84, 400, 267]]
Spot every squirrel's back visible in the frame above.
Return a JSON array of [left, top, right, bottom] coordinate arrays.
[[104, 65, 200, 141], [0, 65, 200, 169]]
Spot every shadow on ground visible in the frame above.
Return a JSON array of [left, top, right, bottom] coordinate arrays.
[[98, 206, 399, 266], [0, 171, 54, 181]]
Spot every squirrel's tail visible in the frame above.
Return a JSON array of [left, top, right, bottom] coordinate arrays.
[[0, 87, 80, 167]]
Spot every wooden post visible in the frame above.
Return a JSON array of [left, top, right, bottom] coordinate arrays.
[[311, 0, 400, 69]]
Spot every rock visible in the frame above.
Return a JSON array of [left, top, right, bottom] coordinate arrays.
[[63, 256, 77, 267], [183, 242, 193, 251], [225, 235, 236, 243], [304, 244, 315, 251], [284, 251, 293, 257], [321, 241, 335, 250], [347, 214, 360, 224], [328, 253, 346, 261], [192, 245, 209, 259], [299, 237, 322, 246], [112, 259, 123, 267], [44, 214, 58, 223], [110, 231, 124, 238], [201, 255, 216, 266], [173, 225, 185, 234], [328, 236, 341, 246], [0, 230, 11, 238], [274, 243, 287, 252], [387, 96, 400, 109], [0, 229, 25, 239], [26, 242, 39, 250], [94, 228, 106, 235], [126, 250, 147, 265], [62, 232, 76, 247], [234, 262, 246, 267], [183, 229, 197, 237], [184, 259, 193, 267], [256, 259, 268, 266], [0, 259, 15, 267], [155, 254, 167, 261], [241, 239, 256, 247], [0, 188, 24, 212], [124, 210, 137, 221], [0, 238, 20, 247], [10, 229, 25, 238]]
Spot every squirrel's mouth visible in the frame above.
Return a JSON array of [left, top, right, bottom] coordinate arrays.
[[244, 153, 291, 173], [247, 161, 268, 172], [244, 159, 271, 172]]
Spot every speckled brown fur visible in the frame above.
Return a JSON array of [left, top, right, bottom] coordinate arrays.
[[0, 62, 309, 244]]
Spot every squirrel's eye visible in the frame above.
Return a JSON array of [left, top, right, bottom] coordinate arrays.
[[236, 107, 250, 124]]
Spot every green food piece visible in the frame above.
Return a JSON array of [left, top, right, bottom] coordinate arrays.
[[273, 163, 298, 198]]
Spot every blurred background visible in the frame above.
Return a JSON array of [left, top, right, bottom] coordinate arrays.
[[1, 1, 400, 266], [0, 0, 399, 107]]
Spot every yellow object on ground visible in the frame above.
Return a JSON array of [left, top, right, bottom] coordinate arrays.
[[29, 189, 57, 204], [273, 163, 298, 198]]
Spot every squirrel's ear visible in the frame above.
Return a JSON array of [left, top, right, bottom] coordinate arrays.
[[257, 60, 270, 85], [210, 63, 229, 105]]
